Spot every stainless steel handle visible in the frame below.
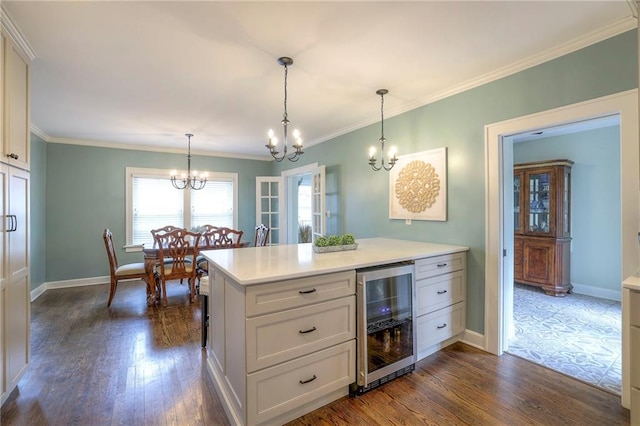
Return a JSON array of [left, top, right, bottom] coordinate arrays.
[[299, 326, 317, 334], [437, 323, 447, 329], [299, 288, 317, 294], [299, 375, 317, 384], [437, 289, 447, 294]]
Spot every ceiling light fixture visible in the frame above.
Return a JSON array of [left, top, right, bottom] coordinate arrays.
[[368, 89, 398, 171], [170, 133, 207, 190], [266, 57, 304, 162]]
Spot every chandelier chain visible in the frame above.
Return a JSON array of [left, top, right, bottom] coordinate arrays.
[[283, 63, 288, 122], [265, 56, 303, 162]]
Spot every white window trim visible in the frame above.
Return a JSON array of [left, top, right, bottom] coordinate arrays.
[[125, 166, 238, 247]]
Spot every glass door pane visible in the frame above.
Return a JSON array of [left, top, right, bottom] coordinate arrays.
[[528, 172, 550, 234], [514, 175, 521, 233]]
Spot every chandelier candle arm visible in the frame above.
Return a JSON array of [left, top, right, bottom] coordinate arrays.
[[171, 133, 208, 190], [265, 56, 304, 162], [368, 89, 398, 172]]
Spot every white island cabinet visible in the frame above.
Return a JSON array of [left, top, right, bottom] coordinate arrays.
[[203, 238, 468, 426]]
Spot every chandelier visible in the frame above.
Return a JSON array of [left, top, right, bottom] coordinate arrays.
[[368, 89, 398, 171], [265, 57, 304, 162], [170, 133, 207, 190]]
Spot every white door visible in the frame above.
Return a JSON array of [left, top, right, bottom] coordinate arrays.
[[256, 177, 282, 245], [257, 163, 326, 245], [311, 165, 325, 241]]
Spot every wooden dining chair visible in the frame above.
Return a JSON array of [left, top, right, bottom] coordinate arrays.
[[254, 224, 270, 247], [196, 225, 243, 277], [103, 229, 157, 307], [212, 227, 244, 248], [154, 228, 201, 305]]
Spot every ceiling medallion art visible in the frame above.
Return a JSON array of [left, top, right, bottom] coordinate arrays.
[[394, 160, 441, 213]]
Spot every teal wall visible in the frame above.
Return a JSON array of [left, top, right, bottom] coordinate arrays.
[[30, 134, 47, 290], [514, 126, 622, 294], [274, 30, 637, 333], [30, 30, 637, 334], [42, 143, 271, 283]]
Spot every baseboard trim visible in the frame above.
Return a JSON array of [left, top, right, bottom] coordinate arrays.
[[459, 329, 486, 352], [30, 276, 109, 302], [571, 282, 621, 302]]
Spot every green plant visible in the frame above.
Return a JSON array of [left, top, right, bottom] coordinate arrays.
[[313, 233, 356, 247], [298, 223, 312, 243], [314, 236, 329, 247], [341, 234, 355, 245], [327, 235, 342, 246]]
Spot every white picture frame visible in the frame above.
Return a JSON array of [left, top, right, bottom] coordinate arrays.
[[389, 147, 447, 221]]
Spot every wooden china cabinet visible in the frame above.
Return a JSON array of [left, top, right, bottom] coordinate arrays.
[[514, 159, 573, 296]]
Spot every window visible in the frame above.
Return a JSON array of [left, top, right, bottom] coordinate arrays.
[[126, 167, 238, 246]]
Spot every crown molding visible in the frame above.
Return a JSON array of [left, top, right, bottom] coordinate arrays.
[[1, 4, 36, 62], [627, 1, 638, 18], [30, 125, 50, 142], [44, 135, 272, 161], [310, 16, 638, 146]]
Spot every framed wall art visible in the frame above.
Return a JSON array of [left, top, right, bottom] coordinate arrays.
[[389, 147, 447, 221]]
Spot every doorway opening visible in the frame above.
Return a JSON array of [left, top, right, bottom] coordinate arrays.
[[484, 89, 639, 408], [503, 117, 622, 394]]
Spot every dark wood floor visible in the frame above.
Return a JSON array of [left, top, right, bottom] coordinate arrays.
[[1, 281, 630, 426]]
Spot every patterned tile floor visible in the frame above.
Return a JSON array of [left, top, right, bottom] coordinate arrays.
[[507, 283, 621, 395]]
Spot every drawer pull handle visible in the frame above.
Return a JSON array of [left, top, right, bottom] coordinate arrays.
[[7, 153, 18, 160], [437, 263, 448, 267], [299, 326, 317, 334], [437, 290, 447, 294], [299, 288, 317, 294], [299, 375, 317, 384], [437, 323, 447, 329]]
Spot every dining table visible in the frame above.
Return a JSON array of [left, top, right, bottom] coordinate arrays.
[[142, 240, 250, 305]]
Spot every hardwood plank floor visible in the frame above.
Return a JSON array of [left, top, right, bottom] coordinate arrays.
[[1, 281, 630, 425]]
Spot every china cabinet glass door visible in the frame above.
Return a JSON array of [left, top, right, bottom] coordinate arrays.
[[514, 173, 522, 233], [527, 172, 551, 234]]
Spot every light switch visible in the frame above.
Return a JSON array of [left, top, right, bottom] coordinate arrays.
[[405, 219, 412, 225]]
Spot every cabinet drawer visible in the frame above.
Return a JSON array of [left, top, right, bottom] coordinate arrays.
[[417, 303, 465, 351], [246, 270, 355, 317], [632, 325, 640, 387], [631, 290, 640, 326], [247, 340, 355, 426], [416, 270, 465, 316], [415, 252, 466, 281], [247, 296, 356, 372]]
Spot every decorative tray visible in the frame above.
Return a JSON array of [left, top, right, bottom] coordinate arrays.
[[312, 243, 358, 253]]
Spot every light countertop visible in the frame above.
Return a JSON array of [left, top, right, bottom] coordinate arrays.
[[623, 272, 640, 291], [201, 237, 469, 285]]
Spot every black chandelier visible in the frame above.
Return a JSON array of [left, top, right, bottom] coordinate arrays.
[[170, 133, 207, 190], [265, 57, 304, 162], [368, 89, 398, 171]]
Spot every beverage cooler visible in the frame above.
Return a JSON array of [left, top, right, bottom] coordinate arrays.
[[352, 262, 416, 395]]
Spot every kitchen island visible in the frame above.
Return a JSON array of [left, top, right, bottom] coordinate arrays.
[[202, 238, 468, 426]]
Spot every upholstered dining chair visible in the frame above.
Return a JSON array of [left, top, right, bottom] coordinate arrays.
[[103, 229, 156, 307], [154, 228, 201, 305], [254, 224, 270, 247]]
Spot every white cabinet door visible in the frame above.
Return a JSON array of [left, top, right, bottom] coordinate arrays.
[[5, 166, 29, 395], [0, 164, 6, 402], [3, 36, 29, 170]]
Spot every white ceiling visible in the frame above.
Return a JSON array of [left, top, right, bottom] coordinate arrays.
[[3, 1, 637, 160]]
